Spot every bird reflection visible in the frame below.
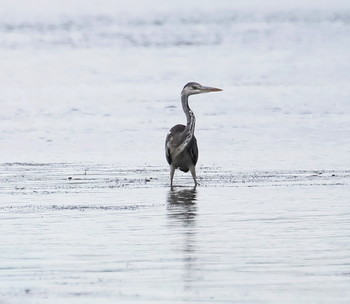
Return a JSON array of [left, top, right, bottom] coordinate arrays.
[[167, 188, 198, 290], [167, 187, 197, 225]]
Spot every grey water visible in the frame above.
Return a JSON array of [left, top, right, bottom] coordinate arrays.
[[1, 164, 350, 303], [1, 1, 350, 303]]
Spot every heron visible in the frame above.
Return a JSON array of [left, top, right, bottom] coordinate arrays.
[[165, 82, 222, 187]]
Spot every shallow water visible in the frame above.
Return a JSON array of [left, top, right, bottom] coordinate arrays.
[[1, 1, 350, 303], [1, 164, 350, 303]]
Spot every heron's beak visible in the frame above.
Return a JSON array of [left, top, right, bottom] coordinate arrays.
[[200, 86, 223, 93]]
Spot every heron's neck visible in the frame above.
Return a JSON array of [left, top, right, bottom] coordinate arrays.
[[181, 93, 196, 136]]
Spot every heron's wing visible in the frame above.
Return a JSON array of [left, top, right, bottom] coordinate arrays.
[[188, 136, 198, 166], [165, 143, 172, 165], [165, 124, 186, 165], [165, 132, 172, 165]]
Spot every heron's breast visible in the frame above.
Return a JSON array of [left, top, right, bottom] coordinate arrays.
[[169, 148, 192, 169]]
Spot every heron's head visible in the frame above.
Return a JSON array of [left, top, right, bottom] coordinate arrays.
[[181, 82, 222, 96]]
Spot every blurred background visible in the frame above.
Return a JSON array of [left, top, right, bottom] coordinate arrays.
[[1, 0, 349, 170]]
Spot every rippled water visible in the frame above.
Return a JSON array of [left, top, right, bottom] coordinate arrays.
[[1, 164, 350, 303], [1, 1, 350, 303]]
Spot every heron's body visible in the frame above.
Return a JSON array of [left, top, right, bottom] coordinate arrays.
[[165, 82, 222, 187], [166, 124, 198, 171]]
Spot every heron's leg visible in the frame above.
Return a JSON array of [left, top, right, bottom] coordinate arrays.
[[189, 165, 199, 187], [170, 165, 175, 187]]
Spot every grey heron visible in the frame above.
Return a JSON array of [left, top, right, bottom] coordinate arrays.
[[165, 82, 222, 187]]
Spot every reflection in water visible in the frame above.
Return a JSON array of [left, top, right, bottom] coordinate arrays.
[[167, 188, 198, 225], [167, 188, 198, 290]]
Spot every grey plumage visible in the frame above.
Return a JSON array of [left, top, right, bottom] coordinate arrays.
[[166, 124, 198, 172], [165, 82, 222, 187]]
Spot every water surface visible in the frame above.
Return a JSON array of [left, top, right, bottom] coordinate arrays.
[[1, 1, 350, 303]]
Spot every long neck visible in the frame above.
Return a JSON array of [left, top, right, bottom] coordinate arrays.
[[181, 93, 196, 136]]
